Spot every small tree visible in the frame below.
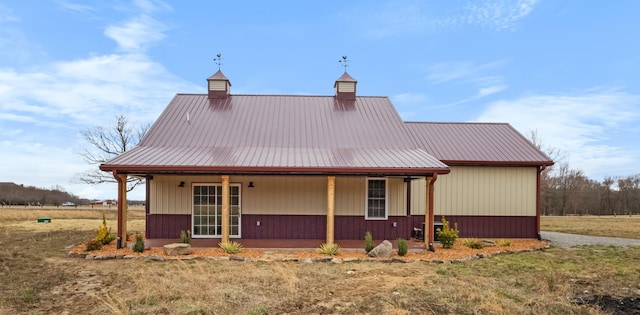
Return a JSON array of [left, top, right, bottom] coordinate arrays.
[[436, 216, 459, 249], [77, 114, 150, 192], [364, 231, 374, 253]]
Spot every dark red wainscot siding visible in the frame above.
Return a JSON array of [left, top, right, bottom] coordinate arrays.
[[146, 214, 191, 239], [410, 215, 537, 238]]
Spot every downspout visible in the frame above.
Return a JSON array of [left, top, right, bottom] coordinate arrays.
[[428, 173, 438, 251], [112, 170, 126, 249], [404, 177, 412, 239], [536, 166, 544, 240]]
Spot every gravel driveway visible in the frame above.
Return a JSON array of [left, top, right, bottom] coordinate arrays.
[[540, 231, 640, 248]]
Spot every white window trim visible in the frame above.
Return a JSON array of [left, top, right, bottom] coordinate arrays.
[[365, 177, 388, 220], [191, 182, 242, 239]]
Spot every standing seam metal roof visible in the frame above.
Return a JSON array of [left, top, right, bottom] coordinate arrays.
[[101, 94, 449, 174], [405, 122, 553, 166]]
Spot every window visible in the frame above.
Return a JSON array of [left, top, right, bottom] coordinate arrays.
[[366, 178, 387, 219]]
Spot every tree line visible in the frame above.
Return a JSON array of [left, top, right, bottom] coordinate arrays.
[[532, 132, 640, 216], [0, 182, 88, 206]]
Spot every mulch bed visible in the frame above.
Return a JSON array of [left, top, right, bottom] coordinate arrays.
[[68, 236, 549, 262]]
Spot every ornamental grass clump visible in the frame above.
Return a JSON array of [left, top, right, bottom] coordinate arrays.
[[219, 241, 243, 254], [461, 238, 484, 249], [397, 238, 408, 256], [317, 243, 341, 256], [436, 216, 459, 249], [364, 231, 374, 253], [180, 230, 191, 244], [497, 239, 512, 247], [85, 238, 102, 251]]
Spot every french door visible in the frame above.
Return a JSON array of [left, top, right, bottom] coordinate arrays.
[[192, 184, 241, 238]]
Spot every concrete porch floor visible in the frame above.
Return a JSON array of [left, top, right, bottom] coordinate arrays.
[[145, 238, 430, 250]]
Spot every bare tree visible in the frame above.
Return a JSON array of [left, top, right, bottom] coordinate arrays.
[[77, 114, 150, 192]]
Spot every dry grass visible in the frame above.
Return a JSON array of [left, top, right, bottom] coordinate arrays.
[[0, 210, 639, 314], [541, 215, 640, 239]]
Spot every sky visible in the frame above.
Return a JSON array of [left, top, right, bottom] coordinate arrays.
[[1, 0, 639, 201]]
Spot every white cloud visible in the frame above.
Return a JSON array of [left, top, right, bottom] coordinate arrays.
[[476, 88, 640, 178], [427, 61, 508, 107], [104, 15, 167, 52], [56, 0, 96, 13], [464, 0, 538, 31], [0, 1, 195, 199], [344, 0, 539, 38]]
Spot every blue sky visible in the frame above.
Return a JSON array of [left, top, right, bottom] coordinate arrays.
[[1, 0, 639, 200]]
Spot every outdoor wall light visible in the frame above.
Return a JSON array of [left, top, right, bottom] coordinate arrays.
[[248, 181, 255, 188], [178, 181, 185, 187]]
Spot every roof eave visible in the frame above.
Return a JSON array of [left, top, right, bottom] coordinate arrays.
[[441, 160, 554, 167], [99, 164, 450, 176]]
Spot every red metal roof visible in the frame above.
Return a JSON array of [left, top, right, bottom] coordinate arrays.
[[101, 94, 449, 175], [207, 70, 230, 82], [405, 122, 553, 166]]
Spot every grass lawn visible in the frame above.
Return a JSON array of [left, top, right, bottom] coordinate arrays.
[[541, 215, 640, 239], [0, 208, 638, 314]]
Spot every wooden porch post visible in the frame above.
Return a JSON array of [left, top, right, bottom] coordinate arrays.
[[114, 172, 128, 248], [326, 176, 335, 245], [221, 175, 230, 243]]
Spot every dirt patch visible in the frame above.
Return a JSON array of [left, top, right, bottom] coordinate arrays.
[[574, 294, 640, 314]]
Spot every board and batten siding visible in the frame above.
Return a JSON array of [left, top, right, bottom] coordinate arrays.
[[150, 175, 406, 217], [411, 166, 537, 216]]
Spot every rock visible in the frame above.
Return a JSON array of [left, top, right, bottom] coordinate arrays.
[[147, 255, 165, 261], [301, 258, 313, 263], [230, 255, 245, 261], [392, 258, 407, 263], [331, 258, 342, 264], [368, 240, 393, 258], [481, 240, 496, 247], [163, 243, 193, 256], [123, 255, 136, 259]]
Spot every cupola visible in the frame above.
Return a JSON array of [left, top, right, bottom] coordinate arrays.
[[334, 71, 357, 101], [207, 70, 231, 99]]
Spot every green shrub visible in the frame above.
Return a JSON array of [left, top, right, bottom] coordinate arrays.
[[317, 243, 341, 256], [133, 234, 145, 253], [180, 230, 191, 244], [85, 238, 103, 251], [397, 238, 408, 256], [436, 216, 459, 249], [219, 241, 243, 254], [497, 239, 512, 247], [364, 231, 374, 253], [95, 213, 116, 245], [461, 238, 484, 249]]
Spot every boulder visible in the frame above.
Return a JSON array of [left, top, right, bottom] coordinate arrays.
[[163, 243, 193, 256], [481, 240, 496, 247], [368, 240, 393, 258]]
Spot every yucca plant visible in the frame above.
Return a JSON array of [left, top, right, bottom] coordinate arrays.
[[364, 231, 374, 253], [497, 239, 512, 247], [219, 241, 243, 254], [317, 243, 341, 256], [461, 238, 483, 249]]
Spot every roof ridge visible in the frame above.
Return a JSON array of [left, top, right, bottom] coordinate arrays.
[[405, 121, 510, 125], [174, 93, 389, 98]]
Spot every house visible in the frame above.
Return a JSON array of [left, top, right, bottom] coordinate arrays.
[[100, 69, 552, 248]]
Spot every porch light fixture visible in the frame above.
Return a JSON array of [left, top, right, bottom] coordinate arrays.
[[248, 181, 255, 188], [178, 181, 185, 187]]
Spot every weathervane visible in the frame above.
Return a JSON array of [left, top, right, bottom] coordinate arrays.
[[339, 55, 350, 72], [213, 53, 223, 70]]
